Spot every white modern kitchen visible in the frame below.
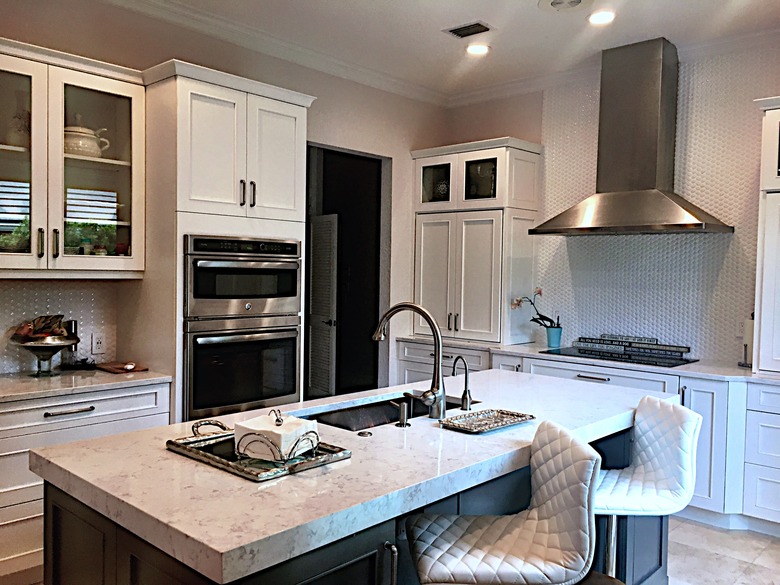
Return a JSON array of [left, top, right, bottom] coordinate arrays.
[[0, 2, 779, 584]]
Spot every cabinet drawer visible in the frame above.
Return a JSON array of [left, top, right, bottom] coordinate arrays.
[[398, 342, 489, 370], [0, 499, 42, 562], [0, 383, 169, 438], [746, 410, 780, 468], [743, 463, 780, 523], [491, 354, 523, 372], [522, 358, 679, 393], [0, 412, 169, 509], [747, 382, 780, 414]]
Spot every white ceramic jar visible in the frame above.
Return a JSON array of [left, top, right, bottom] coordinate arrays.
[[63, 126, 110, 158]]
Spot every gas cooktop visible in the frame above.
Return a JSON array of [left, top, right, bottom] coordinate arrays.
[[540, 346, 698, 368]]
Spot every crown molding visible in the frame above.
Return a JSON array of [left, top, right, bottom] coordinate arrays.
[[99, 0, 780, 108], [102, 0, 448, 105]]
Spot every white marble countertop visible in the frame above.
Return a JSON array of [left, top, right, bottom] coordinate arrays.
[[398, 336, 780, 382], [0, 369, 173, 404], [31, 370, 673, 583]]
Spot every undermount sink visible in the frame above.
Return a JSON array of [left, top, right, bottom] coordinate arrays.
[[307, 396, 477, 432]]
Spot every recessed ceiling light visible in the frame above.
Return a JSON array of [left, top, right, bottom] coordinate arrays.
[[466, 43, 490, 56], [589, 10, 615, 25]]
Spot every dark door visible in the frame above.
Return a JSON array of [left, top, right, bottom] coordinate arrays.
[[306, 148, 382, 397]]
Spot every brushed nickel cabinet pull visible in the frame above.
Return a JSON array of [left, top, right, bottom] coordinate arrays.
[[384, 541, 398, 585], [447, 313, 452, 330], [44, 405, 95, 418], [454, 313, 460, 331], [51, 229, 60, 258], [239, 179, 247, 206], [250, 180, 257, 207], [576, 374, 610, 382], [37, 228, 45, 258]]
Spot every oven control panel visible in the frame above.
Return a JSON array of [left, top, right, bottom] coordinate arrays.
[[188, 236, 299, 257]]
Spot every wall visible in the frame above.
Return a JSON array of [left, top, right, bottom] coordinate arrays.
[[534, 41, 780, 362], [0, 281, 117, 373], [0, 0, 452, 376]]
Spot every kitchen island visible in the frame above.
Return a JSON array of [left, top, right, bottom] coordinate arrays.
[[30, 369, 676, 584]]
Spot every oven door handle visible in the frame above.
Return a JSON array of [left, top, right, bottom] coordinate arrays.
[[195, 331, 299, 345], [193, 260, 299, 270]]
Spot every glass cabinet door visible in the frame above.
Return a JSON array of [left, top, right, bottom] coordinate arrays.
[[415, 154, 456, 211], [48, 67, 145, 271], [0, 55, 47, 269], [464, 157, 497, 201]]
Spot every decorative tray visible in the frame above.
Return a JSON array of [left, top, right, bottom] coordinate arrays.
[[439, 409, 536, 434], [166, 420, 351, 482]]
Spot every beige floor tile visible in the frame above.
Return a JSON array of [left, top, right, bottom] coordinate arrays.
[[668, 541, 752, 585], [669, 516, 685, 533], [668, 520, 774, 563], [733, 563, 780, 585], [753, 539, 780, 572]]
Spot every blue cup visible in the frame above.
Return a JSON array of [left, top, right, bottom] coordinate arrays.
[[546, 327, 562, 348]]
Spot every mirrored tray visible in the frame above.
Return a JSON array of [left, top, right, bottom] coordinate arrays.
[[439, 409, 536, 434], [166, 421, 351, 482]]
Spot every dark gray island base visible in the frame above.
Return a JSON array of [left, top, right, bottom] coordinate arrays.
[[44, 430, 668, 585]]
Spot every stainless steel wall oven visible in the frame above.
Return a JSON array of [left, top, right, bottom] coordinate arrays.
[[183, 235, 301, 421]]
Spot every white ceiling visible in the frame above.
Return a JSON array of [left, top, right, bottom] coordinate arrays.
[[105, 0, 780, 106]]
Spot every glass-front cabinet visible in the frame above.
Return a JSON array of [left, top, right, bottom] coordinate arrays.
[[412, 139, 542, 213], [0, 52, 144, 274]]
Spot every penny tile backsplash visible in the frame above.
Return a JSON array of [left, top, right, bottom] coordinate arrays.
[[0, 281, 117, 373]]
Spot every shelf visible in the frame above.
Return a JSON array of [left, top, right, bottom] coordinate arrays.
[[64, 153, 131, 169], [0, 144, 29, 153]]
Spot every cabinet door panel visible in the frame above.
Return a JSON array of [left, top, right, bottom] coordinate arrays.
[[0, 54, 47, 269], [456, 210, 502, 341], [414, 213, 455, 336], [246, 94, 306, 221], [177, 79, 246, 216], [758, 192, 780, 371]]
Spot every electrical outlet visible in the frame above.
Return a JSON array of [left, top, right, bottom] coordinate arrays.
[[737, 320, 745, 338], [91, 332, 106, 354]]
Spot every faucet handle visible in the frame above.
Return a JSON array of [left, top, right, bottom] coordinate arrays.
[[403, 391, 436, 407]]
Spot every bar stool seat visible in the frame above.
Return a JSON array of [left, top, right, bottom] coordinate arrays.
[[406, 420, 604, 585], [593, 395, 702, 575]]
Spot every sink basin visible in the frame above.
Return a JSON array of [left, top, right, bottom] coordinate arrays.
[[307, 396, 477, 432]]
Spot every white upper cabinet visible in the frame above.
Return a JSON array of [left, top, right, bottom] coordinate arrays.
[[412, 137, 542, 213], [757, 98, 780, 191], [170, 70, 311, 222], [0, 48, 145, 276]]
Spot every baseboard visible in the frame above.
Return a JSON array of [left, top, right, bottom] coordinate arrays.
[[674, 507, 780, 537]]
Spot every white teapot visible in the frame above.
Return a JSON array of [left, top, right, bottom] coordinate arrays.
[[64, 115, 110, 158]]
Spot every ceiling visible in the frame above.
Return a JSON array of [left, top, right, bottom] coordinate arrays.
[[104, 0, 780, 106]]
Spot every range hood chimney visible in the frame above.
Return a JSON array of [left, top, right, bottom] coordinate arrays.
[[529, 38, 734, 235]]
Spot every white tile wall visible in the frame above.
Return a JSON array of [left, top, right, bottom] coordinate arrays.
[[0, 280, 117, 373], [538, 43, 780, 362]]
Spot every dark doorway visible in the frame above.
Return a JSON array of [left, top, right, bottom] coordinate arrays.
[[305, 147, 384, 398]]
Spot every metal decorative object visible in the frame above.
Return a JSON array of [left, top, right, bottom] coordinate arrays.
[[439, 409, 536, 434], [166, 420, 351, 482]]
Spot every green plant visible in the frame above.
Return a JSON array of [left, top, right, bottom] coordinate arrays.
[[0, 217, 30, 250], [510, 287, 560, 328]]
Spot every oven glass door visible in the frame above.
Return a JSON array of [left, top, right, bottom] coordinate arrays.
[[187, 328, 299, 420], [187, 259, 300, 318]]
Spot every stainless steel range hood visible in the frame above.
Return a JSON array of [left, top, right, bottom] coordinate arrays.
[[529, 38, 734, 235]]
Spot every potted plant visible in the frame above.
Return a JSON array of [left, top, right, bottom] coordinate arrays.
[[511, 287, 562, 348]]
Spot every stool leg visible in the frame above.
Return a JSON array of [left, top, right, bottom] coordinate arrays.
[[605, 515, 617, 577]]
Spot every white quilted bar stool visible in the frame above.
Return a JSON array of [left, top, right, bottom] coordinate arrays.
[[594, 395, 702, 577], [406, 420, 623, 585]]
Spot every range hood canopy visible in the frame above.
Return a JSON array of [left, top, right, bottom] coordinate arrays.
[[529, 38, 734, 236]]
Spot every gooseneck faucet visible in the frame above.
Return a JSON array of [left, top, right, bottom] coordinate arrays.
[[452, 356, 472, 411], [372, 302, 446, 420]]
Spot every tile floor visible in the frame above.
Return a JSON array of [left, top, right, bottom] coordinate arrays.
[[668, 517, 780, 584]]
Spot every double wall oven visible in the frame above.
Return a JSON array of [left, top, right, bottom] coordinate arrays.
[[183, 235, 301, 421]]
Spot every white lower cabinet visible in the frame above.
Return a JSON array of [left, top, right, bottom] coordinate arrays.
[[491, 353, 523, 372], [396, 340, 489, 385], [521, 358, 680, 394], [679, 377, 746, 513], [743, 382, 780, 522], [0, 381, 170, 580]]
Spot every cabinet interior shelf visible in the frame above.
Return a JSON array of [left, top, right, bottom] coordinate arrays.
[[64, 153, 131, 168], [0, 144, 29, 153]]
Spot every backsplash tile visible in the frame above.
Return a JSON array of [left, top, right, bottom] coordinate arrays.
[[0, 280, 117, 374], [539, 44, 780, 363]]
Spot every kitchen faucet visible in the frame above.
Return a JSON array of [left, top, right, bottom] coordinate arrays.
[[372, 302, 446, 420], [451, 356, 472, 411]]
